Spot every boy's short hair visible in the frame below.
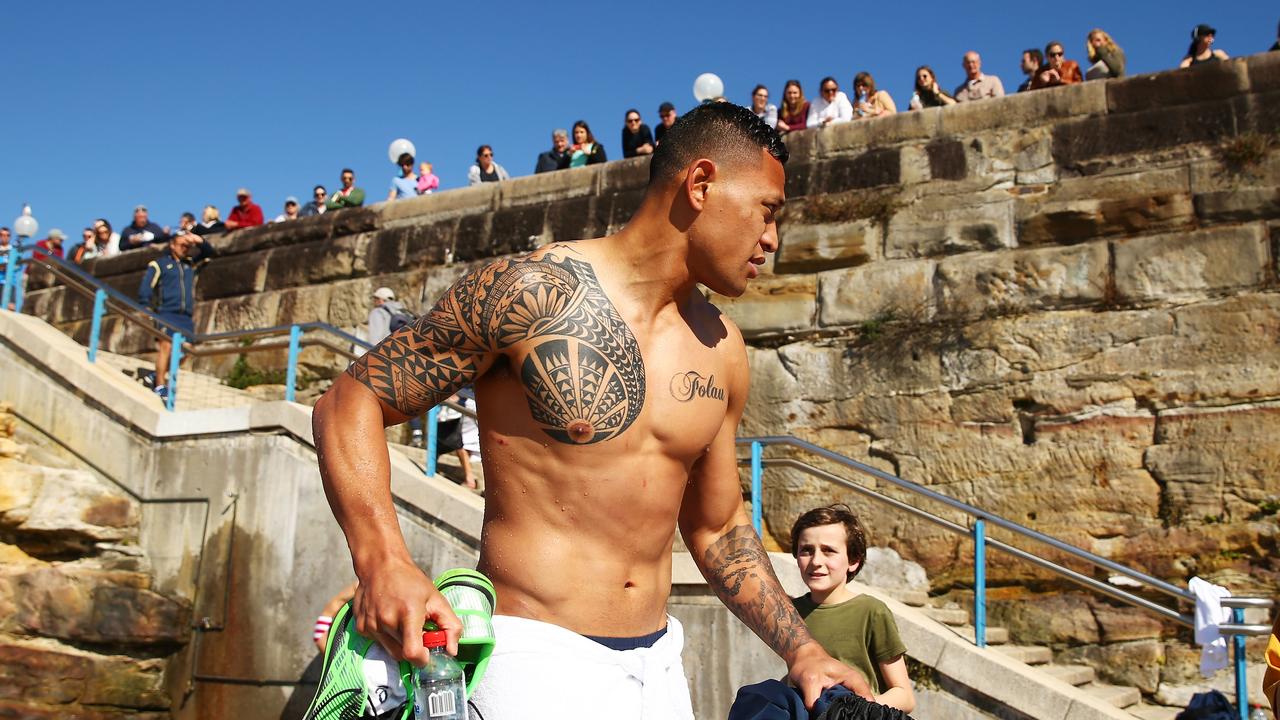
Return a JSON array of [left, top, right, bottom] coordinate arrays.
[[790, 503, 868, 582]]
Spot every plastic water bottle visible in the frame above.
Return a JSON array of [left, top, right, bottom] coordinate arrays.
[[1250, 705, 1268, 720], [414, 630, 468, 719]]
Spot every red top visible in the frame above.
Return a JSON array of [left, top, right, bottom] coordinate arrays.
[[33, 238, 64, 261], [422, 630, 448, 648], [778, 101, 809, 131], [227, 202, 264, 228]]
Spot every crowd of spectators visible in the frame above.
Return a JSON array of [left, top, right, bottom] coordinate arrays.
[[13, 20, 1277, 269]]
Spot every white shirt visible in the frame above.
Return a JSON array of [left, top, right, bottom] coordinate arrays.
[[103, 232, 122, 258], [807, 91, 853, 127]]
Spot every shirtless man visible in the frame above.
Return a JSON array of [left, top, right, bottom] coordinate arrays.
[[313, 102, 870, 717]]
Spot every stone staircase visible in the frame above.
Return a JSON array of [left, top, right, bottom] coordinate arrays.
[[892, 589, 1180, 720]]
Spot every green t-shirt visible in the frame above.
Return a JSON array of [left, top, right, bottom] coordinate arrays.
[[792, 593, 907, 695]]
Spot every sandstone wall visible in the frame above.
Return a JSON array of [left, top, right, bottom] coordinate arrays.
[[24, 55, 1280, 596], [0, 404, 190, 718]]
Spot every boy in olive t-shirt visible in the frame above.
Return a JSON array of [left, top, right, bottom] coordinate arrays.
[[791, 504, 915, 713]]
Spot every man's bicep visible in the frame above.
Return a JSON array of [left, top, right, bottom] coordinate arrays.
[[346, 271, 496, 421]]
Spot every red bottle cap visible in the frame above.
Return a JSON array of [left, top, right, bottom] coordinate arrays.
[[422, 630, 448, 648]]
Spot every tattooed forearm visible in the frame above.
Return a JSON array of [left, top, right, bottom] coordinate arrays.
[[702, 524, 813, 659], [347, 252, 646, 443]]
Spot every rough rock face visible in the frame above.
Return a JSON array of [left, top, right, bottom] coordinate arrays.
[[0, 404, 189, 717], [21, 55, 1280, 705]]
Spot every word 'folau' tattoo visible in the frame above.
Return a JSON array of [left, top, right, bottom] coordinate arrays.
[[669, 371, 726, 402], [348, 252, 645, 445], [703, 524, 813, 658]]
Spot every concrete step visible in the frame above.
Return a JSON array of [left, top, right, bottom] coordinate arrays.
[[994, 644, 1053, 665], [888, 589, 928, 607], [1085, 683, 1142, 709], [1041, 663, 1096, 686], [923, 606, 969, 626], [953, 625, 1010, 645], [1127, 703, 1180, 720]]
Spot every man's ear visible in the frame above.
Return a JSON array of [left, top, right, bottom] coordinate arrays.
[[683, 159, 716, 212]]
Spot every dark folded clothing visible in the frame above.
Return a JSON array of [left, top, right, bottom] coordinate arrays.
[[728, 679, 914, 720]]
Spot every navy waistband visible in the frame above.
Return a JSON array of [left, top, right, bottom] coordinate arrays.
[[582, 625, 668, 651]]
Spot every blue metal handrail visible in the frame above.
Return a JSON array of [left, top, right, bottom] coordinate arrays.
[[737, 435, 1273, 719], [3, 248, 479, 484]]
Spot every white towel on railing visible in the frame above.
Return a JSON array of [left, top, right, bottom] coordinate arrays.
[[1189, 576, 1232, 676]]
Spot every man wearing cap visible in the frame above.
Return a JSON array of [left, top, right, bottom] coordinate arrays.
[[365, 287, 425, 445], [275, 197, 301, 223], [225, 188, 265, 230], [138, 231, 215, 401], [654, 102, 677, 144], [119, 206, 170, 252], [33, 229, 66, 264]]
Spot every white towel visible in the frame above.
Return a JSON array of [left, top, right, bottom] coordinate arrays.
[[470, 614, 694, 720], [1189, 576, 1232, 676]]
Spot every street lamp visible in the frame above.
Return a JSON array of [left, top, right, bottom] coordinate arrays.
[[3, 204, 37, 311], [13, 204, 38, 242]]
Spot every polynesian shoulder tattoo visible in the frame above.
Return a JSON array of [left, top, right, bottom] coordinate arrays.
[[348, 250, 645, 445]]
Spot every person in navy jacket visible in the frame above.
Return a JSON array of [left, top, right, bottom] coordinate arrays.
[[137, 231, 213, 400]]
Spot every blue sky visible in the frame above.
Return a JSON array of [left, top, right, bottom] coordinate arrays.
[[2, 1, 1274, 245]]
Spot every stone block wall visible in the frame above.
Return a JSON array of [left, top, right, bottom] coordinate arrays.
[[23, 55, 1280, 596]]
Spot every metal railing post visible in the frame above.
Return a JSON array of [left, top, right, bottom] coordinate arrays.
[[974, 518, 987, 648], [285, 325, 301, 403], [1233, 607, 1248, 720], [424, 406, 440, 476], [12, 259, 24, 313], [87, 288, 107, 363], [167, 332, 184, 412], [750, 440, 763, 535], [1, 246, 15, 310]]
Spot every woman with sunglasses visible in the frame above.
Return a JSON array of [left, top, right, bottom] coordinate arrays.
[[908, 66, 956, 109], [1030, 40, 1083, 90], [620, 110, 655, 158], [468, 145, 511, 185], [806, 76, 853, 128], [569, 120, 607, 168], [775, 80, 810, 134]]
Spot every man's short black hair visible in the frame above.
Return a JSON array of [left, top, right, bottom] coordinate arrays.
[[181, 212, 196, 223], [398, 152, 414, 166], [314, 184, 326, 194], [341, 168, 355, 176], [648, 102, 787, 187], [658, 101, 675, 114], [1023, 48, 1044, 66]]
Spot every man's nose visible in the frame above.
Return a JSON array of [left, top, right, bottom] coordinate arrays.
[[760, 224, 779, 254]]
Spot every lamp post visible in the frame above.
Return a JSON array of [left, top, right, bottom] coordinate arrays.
[[3, 204, 37, 311]]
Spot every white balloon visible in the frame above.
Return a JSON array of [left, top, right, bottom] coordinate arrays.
[[693, 73, 725, 102], [388, 138, 417, 164]]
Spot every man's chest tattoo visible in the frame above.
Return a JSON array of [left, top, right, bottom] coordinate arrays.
[[669, 371, 726, 403], [349, 251, 645, 445], [483, 255, 645, 445]]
